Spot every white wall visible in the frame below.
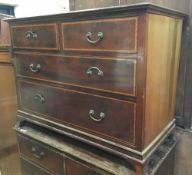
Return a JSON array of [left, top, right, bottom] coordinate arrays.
[[0, 0, 69, 17]]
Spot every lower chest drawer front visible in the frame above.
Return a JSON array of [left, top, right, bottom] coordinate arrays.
[[18, 81, 136, 146], [18, 135, 64, 175], [15, 54, 136, 96], [65, 158, 110, 175], [20, 158, 53, 175]]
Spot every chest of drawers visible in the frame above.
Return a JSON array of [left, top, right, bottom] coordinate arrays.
[[16, 120, 177, 175], [8, 3, 184, 175]]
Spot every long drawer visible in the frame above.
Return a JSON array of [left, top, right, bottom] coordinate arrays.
[[15, 53, 136, 96], [18, 135, 63, 175], [62, 17, 138, 53], [11, 23, 59, 50], [18, 80, 136, 146]]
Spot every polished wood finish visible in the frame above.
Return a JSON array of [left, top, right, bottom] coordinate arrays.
[[15, 53, 136, 96], [17, 135, 63, 175], [69, 0, 192, 131], [7, 4, 185, 24], [8, 4, 184, 172], [144, 14, 183, 146], [11, 24, 59, 50], [62, 18, 137, 53], [18, 80, 135, 146]]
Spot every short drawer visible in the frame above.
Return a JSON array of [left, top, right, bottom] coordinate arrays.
[[11, 23, 59, 50], [15, 53, 136, 96], [17, 135, 64, 175], [62, 17, 138, 53], [18, 81, 136, 146], [20, 157, 53, 175], [65, 158, 111, 175]]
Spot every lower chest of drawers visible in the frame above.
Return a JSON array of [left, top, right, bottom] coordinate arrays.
[[17, 132, 123, 175], [20, 157, 112, 175], [16, 122, 176, 175]]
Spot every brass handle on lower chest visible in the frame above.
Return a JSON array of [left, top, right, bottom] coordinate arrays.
[[86, 67, 103, 77], [31, 146, 45, 160], [89, 109, 105, 122], [33, 94, 45, 104], [26, 31, 38, 39], [29, 63, 41, 73], [86, 32, 104, 44]]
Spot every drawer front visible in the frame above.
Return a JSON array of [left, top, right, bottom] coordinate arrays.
[[20, 158, 53, 175], [62, 17, 138, 53], [17, 135, 63, 175], [18, 81, 136, 146], [15, 53, 136, 96], [11, 24, 59, 50], [65, 158, 109, 175]]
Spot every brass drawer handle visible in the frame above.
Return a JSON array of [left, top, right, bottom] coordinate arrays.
[[89, 109, 105, 122], [33, 94, 45, 104], [25, 31, 38, 39], [29, 63, 41, 73], [86, 67, 103, 77], [31, 146, 45, 160], [86, 32, 104, 44]]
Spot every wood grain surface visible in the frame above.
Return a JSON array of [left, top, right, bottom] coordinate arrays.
[[144, 14, 183, 146], [18, 80, 136, 146], [15, 53, 137, 96]]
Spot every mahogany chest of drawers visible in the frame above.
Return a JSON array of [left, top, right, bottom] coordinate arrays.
[[7, 3, 184, 175], [16, 120, 177, 175]]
